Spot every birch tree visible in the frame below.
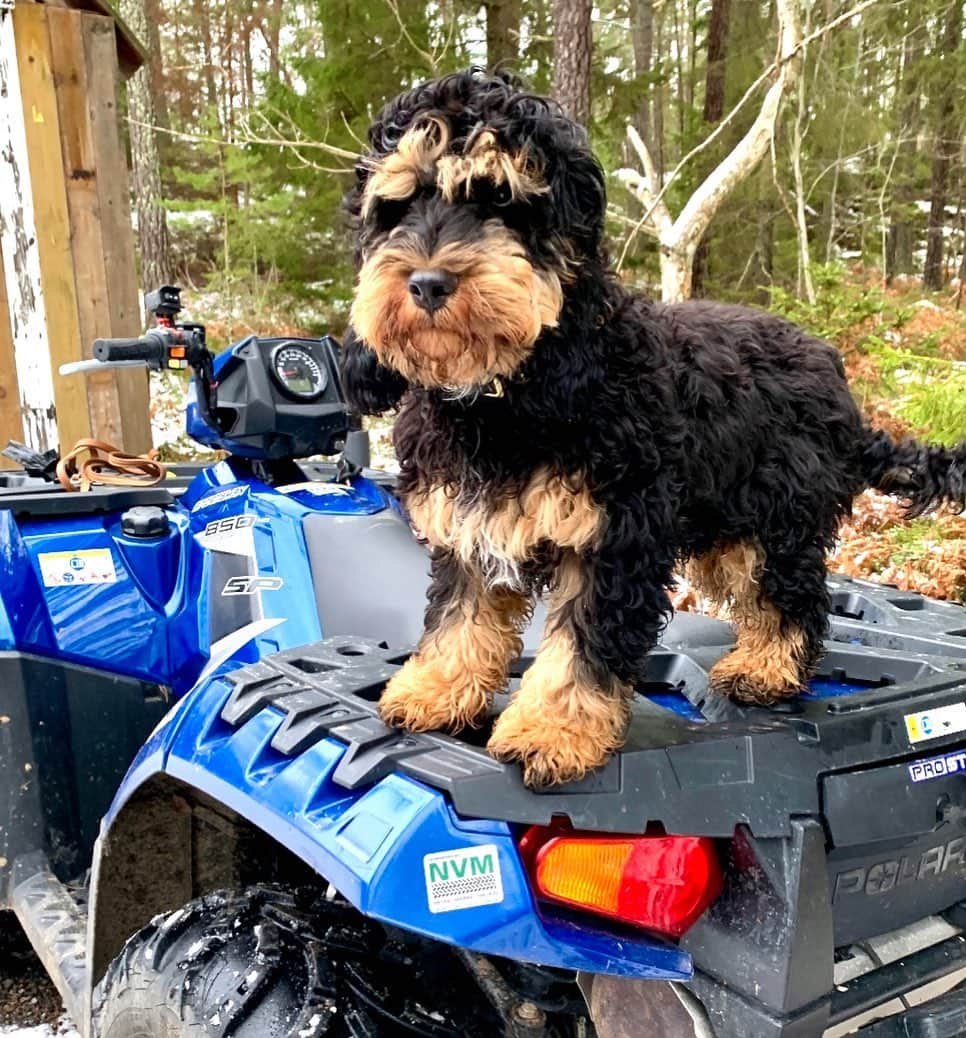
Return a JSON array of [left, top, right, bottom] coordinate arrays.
[[618, 0, 805, 301]]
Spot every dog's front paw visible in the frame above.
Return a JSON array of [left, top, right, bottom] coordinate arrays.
[[708, 652, 804, 706], [379, 654, 493, 733], [487, 691, 627, 788]]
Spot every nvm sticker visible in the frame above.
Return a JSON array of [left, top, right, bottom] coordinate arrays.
[[909, 749, 966, 784], [424, 844, 504, 913], [905, 703, 966, 745], [39, 548, 116, 587]]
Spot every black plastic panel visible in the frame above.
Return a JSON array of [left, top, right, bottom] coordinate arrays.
[[0, 485, 175, 515], [0, 652, 169, 898], [220, 625, 966, 839]]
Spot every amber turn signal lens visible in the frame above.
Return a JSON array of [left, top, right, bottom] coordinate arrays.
[[529, 832, 722, 938]]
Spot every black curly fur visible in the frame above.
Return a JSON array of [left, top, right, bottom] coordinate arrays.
[[341, 68, 966, 703]]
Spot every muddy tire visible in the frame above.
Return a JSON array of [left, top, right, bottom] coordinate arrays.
[[93, 884, 584, 1037]]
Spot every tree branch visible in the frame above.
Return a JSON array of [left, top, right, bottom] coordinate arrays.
[[617, 0, 886, 274]]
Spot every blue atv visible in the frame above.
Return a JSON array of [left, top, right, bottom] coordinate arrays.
[[2, 287, 966, 1038]]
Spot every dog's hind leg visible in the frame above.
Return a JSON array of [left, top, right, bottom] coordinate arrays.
[[693, 539, 829, 704], [379, 549, 531, 732]]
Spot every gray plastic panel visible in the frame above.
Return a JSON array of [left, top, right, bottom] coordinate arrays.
[[303, 509, 547, 653], [827, 575, 966, 657]]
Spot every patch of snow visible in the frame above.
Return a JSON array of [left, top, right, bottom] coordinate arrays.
[[0, 1014, 80, 1037]]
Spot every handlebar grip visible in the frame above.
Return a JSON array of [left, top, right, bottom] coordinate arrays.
[[93, 337, 164, 364]]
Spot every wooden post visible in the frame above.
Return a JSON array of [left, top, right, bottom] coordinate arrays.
[[0, 248, 24, 466], [0, 4, 57, 452], [80, 11, 151, 452], [13, 2, 92, 451], [47, 6, 151, 452]]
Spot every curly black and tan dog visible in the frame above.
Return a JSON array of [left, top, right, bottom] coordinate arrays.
[[339, 68, 966, 788]]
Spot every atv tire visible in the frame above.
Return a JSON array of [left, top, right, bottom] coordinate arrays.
[[93, 885, 584, 1037]]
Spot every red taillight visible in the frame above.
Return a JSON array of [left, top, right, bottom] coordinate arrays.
[[521, 827, 723, 938]]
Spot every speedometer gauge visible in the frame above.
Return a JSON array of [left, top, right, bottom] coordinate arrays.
[[270, 343, 327, 400]]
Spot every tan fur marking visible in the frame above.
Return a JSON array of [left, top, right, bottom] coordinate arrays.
[[350, 222, 563, 389], [435, 130, 546, 203], [379, 579, 529, 732], [362, 123, 546, 219], [361, 118, 450, 217], [404, 472, 603, 586], [488, 555, 630, 787], [687, 541, 808, 702]]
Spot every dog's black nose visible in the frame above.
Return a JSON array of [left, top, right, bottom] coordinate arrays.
[[408, 269, 457, 313]]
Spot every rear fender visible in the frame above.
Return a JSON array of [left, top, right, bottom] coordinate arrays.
[[91, 670, 693, 989]]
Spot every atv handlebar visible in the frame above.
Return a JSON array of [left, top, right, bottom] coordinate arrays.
[[60, 324, 210, 378], [93, 334, 167, 365]]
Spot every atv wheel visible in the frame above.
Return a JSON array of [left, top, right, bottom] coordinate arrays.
[[93, 885, 588, 1037]]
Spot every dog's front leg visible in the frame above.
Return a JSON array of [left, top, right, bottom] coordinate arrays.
[[487, 552, 631, 786], [488, 536, 674, 787], [380, 549, 531, 733]]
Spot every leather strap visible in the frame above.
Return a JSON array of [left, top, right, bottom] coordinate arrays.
[[56, 438, 166, 492]]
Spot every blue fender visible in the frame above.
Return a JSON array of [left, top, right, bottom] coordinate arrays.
[[105, 669, 693, 981]]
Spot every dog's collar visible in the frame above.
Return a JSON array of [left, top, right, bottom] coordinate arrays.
[[434, 374, 522, 403]]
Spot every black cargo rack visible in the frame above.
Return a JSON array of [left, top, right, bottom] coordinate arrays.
[[219, 583, 966, 839]]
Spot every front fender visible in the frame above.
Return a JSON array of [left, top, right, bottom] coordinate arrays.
[[100, 670, 692, 982]]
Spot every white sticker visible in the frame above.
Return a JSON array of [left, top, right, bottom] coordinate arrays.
[[194, 485, 248, 510], [423, 844, 504, 913], [197, 515, 256, 557], [221, 576, 284, 596], [905, 703, 966, 744], [909, 749, 966, 783], [277, 482, 349, 497], [39, 548, 116, 587]]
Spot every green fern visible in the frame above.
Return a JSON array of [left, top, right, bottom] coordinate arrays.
[[864, 344, 966, 446]]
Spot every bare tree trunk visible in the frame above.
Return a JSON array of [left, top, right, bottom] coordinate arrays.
[[198, 0, 218, 111], [887, 16, 925, 280], [652, 1, 666, 179], [552, 0, 593, 124], [485, 0, 518, 69], [789, 10, 814, 304], [703, 0, 731, 123], [691, 0, 731, 295], [263, 0, 284, 80], [120, 0, 172, 293], [622, 0, 804, 301], [923, 0, 962, 291], [630, 0, 653, 145], [755, 162, 775, 303], [143, 0, 168, 127]]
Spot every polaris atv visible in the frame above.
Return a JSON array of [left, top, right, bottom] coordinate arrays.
[[2, 287, 966, 1038]]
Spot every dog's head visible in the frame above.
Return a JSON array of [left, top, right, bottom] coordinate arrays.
[[345, 69, 606, 395]]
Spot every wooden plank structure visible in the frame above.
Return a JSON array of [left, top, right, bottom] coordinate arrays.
[[0, 0, 151, 465]]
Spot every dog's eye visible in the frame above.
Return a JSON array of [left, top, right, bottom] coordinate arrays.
[[468, 177, 513, 208], [373, 197, 410, 229]]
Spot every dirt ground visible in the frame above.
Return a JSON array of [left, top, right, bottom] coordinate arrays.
[[0, 915, 76, 1037]]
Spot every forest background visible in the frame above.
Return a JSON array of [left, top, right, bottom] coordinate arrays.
[[119, 0, 966, 600]]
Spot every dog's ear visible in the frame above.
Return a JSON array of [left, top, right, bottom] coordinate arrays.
[[339, 327, 408, 415], [545, 142, 606, 260]]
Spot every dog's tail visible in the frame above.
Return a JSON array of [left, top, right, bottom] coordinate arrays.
[[861, 428, 966, 517]]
